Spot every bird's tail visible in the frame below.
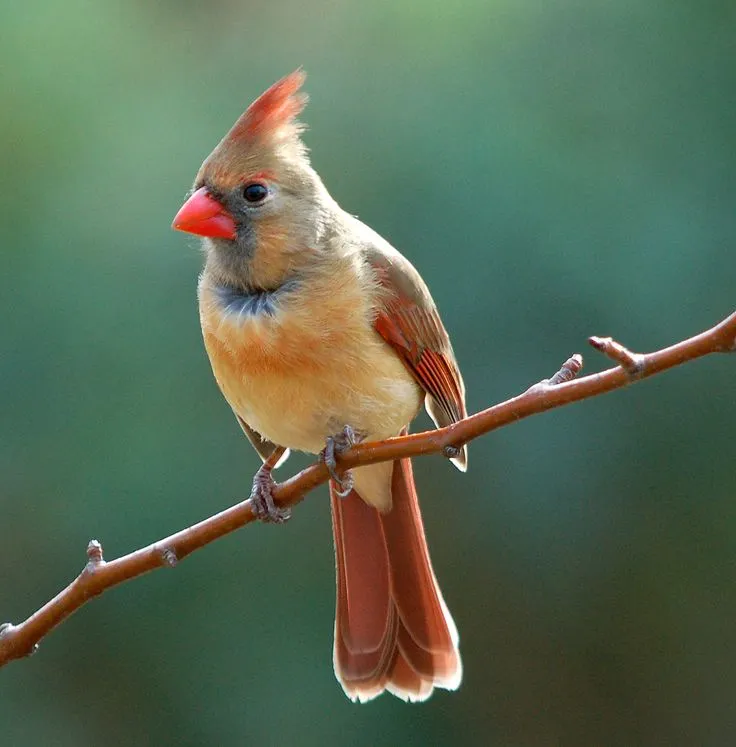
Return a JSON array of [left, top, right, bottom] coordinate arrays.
[[330, 456, 462, 702]]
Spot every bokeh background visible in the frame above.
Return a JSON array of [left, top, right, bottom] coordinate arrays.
[[1, 1, 735, 745]]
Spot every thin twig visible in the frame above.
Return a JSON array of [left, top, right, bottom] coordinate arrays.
[[1, 310, 734, 668], [588, 336, 646, 377]]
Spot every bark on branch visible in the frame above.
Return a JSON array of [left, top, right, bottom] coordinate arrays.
[[1, 310, 734, 668]]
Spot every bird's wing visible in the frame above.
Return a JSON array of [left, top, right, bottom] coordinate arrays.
[[235, 413, 290, 466], [366, 243, 468, 471]]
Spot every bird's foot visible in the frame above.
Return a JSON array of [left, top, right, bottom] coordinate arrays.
[[321, 425, 360, 498], [250, 462, 291, 524]]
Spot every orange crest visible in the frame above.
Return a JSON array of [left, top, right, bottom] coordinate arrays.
[[227, 69, 308, 143]]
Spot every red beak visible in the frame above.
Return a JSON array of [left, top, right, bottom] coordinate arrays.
[[172, 187, 237, 240]]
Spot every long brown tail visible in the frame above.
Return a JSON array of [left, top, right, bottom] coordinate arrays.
[[331, 457, 462, 702]]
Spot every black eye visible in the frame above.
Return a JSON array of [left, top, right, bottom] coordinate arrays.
[[243, 183, 269, 204]]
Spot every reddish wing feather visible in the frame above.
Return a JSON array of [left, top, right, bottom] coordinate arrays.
[[374, 296, 466, 427]]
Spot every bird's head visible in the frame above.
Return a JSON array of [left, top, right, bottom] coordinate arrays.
[[173, 69, 328, 289]]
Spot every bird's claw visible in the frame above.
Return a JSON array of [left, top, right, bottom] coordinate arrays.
[[250, 463, 291, 524], [332, 472, 354, 499], [322, 425, 359, 497]]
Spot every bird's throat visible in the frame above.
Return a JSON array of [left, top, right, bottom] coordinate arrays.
[[213, 280, 299, 321]]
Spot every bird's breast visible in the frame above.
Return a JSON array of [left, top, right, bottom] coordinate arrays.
[[198, 271, 422, 454]]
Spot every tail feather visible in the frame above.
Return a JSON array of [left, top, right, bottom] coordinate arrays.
[[332, 488, 392, 654], [386, 649, 433, 702], [331, 457, 462, 703]]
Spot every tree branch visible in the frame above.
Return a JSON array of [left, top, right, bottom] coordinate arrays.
[[1, 310, 734, 668]]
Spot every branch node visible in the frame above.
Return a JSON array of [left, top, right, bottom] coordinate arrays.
[[589, 336, 646, 377], [0, 623, 38, 657], [86, 539, 104, 564], [442, 444, 462, 460], [548, 353, 584, 385], [525, 353, 584, 393], [160, 547, 178, 567]]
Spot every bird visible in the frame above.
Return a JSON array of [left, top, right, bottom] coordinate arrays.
[[172, 70, 467, 703]]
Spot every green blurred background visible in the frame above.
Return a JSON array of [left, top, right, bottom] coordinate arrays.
[[1, 1, 734, 745]]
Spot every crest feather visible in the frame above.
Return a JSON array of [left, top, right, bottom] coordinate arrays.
[[227, 69, 307, 143]]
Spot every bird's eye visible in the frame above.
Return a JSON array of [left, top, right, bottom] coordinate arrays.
[[243, 183, 269, 204]]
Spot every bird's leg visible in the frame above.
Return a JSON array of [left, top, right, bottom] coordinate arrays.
[[321, 425, 361, 498], [250, 446, 291, 524]]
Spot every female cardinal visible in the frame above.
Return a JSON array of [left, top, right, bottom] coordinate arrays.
[[172, 70, 467, 702]]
